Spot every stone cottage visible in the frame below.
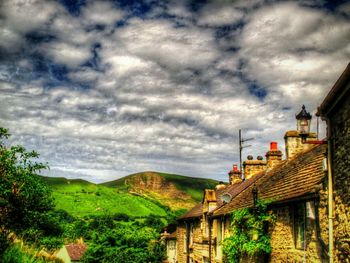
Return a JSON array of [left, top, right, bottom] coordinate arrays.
[[176, 137, 328, 263], [317, 62, 350, 262], [167, 64, 349, 263]]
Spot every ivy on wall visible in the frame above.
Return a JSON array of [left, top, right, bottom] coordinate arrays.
[[222, 200, 276, 263]]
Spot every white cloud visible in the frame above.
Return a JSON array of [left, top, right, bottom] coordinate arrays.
[[111, 18, 219, 71], [197, 4, 244, 26], [42, 41, 92, 68], [0, 0, 345, 183], [0, 0, 60, 33], [0, 0, 61, 52], [82, 1, 124, 26], [239, 2, 350, 106]]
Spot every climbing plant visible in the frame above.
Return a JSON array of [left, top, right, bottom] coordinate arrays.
[[222, 199, 276, 263]]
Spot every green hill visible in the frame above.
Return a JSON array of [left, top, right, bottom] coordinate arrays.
[[40, 176, 168, 218], [101, 171, 220, 210]]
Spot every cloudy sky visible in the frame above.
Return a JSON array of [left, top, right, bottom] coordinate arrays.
[[0, 0, 349, 183]]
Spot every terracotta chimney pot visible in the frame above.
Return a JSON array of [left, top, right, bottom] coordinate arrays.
[[270, 142, 278, 150]]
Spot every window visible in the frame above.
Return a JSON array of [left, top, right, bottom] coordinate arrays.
[[216, 219, 224, 260], [189, 223, 194, 247], [294, 202, 306, 249]]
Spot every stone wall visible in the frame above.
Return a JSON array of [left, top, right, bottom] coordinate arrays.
[[330, 91, 350, 262], [284, 131, 317, 160], [243, 160, 267, 179], [269, 204, 326, 262], [176, 223, 187, 263], [176, 218, 222, 263], [190, 218, 217, 263], [265, 150, 282, 169]]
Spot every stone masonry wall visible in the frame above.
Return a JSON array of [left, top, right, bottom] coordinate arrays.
[[176, 223, 187, 263], [330, 91, 350, 262], [269, 205, 326, 262], [284, 131, 316, 160], [243, 160, 267, 180]]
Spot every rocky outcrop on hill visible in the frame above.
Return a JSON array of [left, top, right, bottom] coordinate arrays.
[[122, 172, 195, 210]]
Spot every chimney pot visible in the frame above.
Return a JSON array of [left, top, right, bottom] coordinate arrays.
[[270, 142, 278, 150]]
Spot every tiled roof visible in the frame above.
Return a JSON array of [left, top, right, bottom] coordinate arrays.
[[179, 203, 203, 219], [179, 182, 242, 220], [214, 144, 326, 216], [167, 231, 177, 239], [65, 244, 87, 261]]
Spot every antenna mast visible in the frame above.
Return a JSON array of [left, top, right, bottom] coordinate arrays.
[[239, 129, 254, 180]]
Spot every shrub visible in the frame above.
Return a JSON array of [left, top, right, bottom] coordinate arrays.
[[222, 199, 276, 263]]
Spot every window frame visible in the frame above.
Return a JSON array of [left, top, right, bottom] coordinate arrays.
[[293, 202, 307, 250]]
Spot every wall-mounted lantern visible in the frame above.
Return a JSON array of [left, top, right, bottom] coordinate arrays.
[[296, 105, 312, 141], [296, 105, 326, 145]]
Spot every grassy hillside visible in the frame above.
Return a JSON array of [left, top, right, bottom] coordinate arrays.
[[101, 171, 220, 209], [40, 176, 168, 218]]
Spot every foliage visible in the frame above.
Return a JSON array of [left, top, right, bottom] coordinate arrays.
[[0, 127, 63, 256], [0, 245, 51, 263], [82, 224, 165, 263], [222, 200, 276, 263]]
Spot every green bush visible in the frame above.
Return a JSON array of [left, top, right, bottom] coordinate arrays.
[[0, 245, 47, 263], [82, 224, 165, 263], [222, 199, 276, 263]]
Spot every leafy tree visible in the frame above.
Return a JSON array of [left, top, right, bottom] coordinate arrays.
[[0, 127, 62, 256], [82, 224, 165, 263], [143, 214, 165, 232]]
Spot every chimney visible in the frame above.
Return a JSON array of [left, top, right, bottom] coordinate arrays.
[[203, 189, 217, 212], [215, 181, 226, 190], [265, 142, 283, 169], [243, 155, 267, 180], [228, 165, 242, 185], [284, 131, 316, 160]]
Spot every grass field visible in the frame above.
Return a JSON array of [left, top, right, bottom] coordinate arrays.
[[40, 176, 168, 217]]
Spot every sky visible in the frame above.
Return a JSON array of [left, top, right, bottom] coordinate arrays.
[[0, 0, 349, 183]]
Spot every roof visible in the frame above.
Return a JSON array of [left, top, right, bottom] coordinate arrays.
[[179, 203, 203, 220], [65, 244, 87, 261], [178, 181, 242, 220], [317, 63, 350, 117], [167, 231, 177, 239], [214, 144, 326, 216]]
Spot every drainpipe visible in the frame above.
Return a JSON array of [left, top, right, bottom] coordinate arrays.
[[327, 138, 334, 263], [316, 113, 334, 263], [208, 214, 212, 263], [321, 115, 334, 263]]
